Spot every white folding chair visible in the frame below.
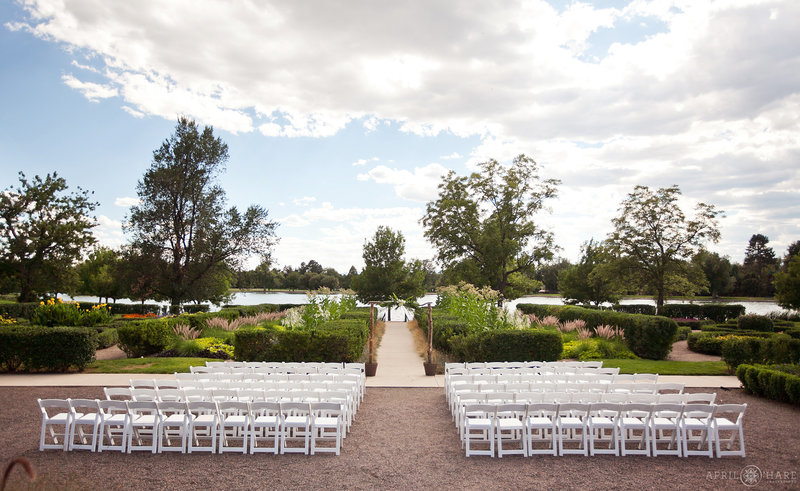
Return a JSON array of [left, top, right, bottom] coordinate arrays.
[[104, 387, 132, 401], [131, 389, 158, 402], [681, 404, 715, 458], [96, 400, 130, 453], [463, 404, 495, 457], [556, 403, 589, 456], [250, 401, 280, 454], [38, 399, 73, 451], [155, 379, 181, 390], [588, 403, 619, 456], [713, 404, 746, 458], [633, 373, 658, 383], [130, 379, 156, 389], [218, 401, 250, 453], [157, 389, 185, 402], [525, 403, 558, 456], [67, 399, 101, 451], [187, 401, 219, 453], [651, 403, 683, 457], [280, 402, 311, 454], [496, 403, 527, 458], [126, 401, 160, 453], [157, 401, 190, 453], [619, 403, 652, 456], [310, 402, 343, 455]]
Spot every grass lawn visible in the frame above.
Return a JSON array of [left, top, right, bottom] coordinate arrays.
[[602, 359, 729, 375], [85, 357, 217, 374]]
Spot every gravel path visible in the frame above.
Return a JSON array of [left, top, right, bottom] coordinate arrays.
[[668, 340, 722, 362], [2, 387, 798, 490]]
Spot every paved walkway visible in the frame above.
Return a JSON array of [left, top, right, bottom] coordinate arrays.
[[0, 320, 740, 388], [367, 321, 442, 388]]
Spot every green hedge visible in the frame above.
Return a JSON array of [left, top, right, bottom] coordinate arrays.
[[233, 319, 368, 363], [517, 304, 677, 360], [0, 326, 97, 372], [74, 302, 163, 316], [737, 314, 774, 332], [0, 302, 39, 320], [736, 364, 800, 405], [448, 329, 563, 363], [687, 332, 726, 355], [659, 303, 745, 322], [722, 335, 800, 370], [117, 320, 175, 357], [785, 328, 800, 339], [414, 308, 470, 353], [613, 304, 657, 315]]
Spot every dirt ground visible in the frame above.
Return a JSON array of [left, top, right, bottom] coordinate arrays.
[[668, 339, 722, 362], [1, 387, 798, 490]]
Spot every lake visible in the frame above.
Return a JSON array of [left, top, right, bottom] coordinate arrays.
[[67, 292, 788, 316]]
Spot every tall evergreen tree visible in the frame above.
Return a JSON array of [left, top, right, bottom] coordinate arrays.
[[126, 117, 277, 305]]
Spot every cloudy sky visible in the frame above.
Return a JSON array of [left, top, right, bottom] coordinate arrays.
[[1, 0, 798, 273]]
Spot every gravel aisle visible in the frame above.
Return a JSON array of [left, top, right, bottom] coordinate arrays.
[[1, 387, 798, 490]]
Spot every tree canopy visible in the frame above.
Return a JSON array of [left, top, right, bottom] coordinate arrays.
[[607, 185, 721, 309], [421, 154, 559, 300], [126, 117, 277, 305], [0, 172, 97, 301], [351, 226, 424, 302], [559, 239, 622, 306], [774, 252, 800, 311]]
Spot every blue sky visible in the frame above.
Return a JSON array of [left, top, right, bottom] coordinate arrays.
[[1, 0, 798, 273]]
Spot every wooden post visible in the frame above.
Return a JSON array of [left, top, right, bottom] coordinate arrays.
[[427, 302, 433, 364]]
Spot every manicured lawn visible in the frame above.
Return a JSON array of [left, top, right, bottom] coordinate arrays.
[[602, 359, 729, 375], [85, 357, 216, 374]]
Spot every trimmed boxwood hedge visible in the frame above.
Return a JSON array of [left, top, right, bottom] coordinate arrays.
[[737, 314, 774, 332], [517, 304, 677, 360], [0, 302, 39, 320], [448, 329, 563, 362], [233, 319, 369, 363], [658, 303, 745, 323], [117, 320, 174, 357], [736, 364, 800, 405], [0, 326, 98, 372], [722, 334, 800, 370]]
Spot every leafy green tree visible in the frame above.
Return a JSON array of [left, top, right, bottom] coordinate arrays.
[[126, 117, 277, 306], [774, 253, 800, 311], [739, 234, 779, 297], [692, 250, 734, 299], [77, 247, 125, 302], [351, 226, 424, 302], [535, 258, 571, 293], [0, 172, 98, 301], [607, 185, 721, 309], [559, 240, 622, 306], [422, 154, 559, 300], [783, 241, 800, 270]]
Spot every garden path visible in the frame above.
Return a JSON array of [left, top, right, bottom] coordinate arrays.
[[367, 321, 442, 388]]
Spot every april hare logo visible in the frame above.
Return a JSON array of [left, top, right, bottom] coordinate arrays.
[[741, 465, 762, 487]]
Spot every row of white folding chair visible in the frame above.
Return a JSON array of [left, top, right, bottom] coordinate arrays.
[[38, 398, 343, 455], [448, 361, 604, 370], [175, 372, 365, 402], [453, 392, 714, 428], [448, 382, 682, 413], [107, 387, 356, 432], [206, 361, 364, 370], [461, 402, 745, 458], [448, 372, 653, 390]]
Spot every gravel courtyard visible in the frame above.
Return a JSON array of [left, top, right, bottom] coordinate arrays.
[[1, 386, 798, 490]]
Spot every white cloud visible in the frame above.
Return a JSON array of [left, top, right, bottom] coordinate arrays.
[[114, 196, 140, 207], [10, 0, 800, 264], [292, 196, 316, 206], [61, 74, 117, 102], [92, 215, 124, 249], [357, 163, 450, 202], [352, 157, 379, 167], [440, 152, 461, 160]]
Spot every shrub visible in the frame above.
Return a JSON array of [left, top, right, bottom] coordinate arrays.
[[613, 304, 657, 315], [0, 302, 39, 320], [659, 303, 745, 322], [687, 332, 725, 355], [721, 337, 762, 371], [0, 326, 97, 372], [233, 318, 368, 363], [117, 320, 175, 357], [676, 326, 692, 341], [448, 329, 562, 362], [96, 327, 119, 349], [518, 304, 677, 360], [30, 299, 113, 327], [562, 338, 636, 360], [737, 314, 775, 332], [783, 328, 800, 339]]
